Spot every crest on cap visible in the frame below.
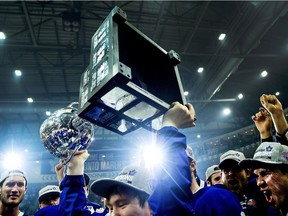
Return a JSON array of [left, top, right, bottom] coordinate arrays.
[[219, 150, 245, 169], [240, 142, 288, 168], [90, 165, 152, 198]]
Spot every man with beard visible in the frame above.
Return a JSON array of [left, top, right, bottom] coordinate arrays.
[[0, 170, 28, 216], [219, 150, 273, 216], [205, 165, 223, 186], [240, 142, 288, 216]]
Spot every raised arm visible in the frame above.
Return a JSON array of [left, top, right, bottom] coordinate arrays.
[[260, 94, 288, 135], [148, 102, 196, 215], [260, 94, 288, 144], [58, 150, 91, 216], [252, 107, 273, 141]]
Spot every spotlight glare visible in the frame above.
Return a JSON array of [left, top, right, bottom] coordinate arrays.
[[15, 69, 22, 76], [223, 108, 231, 115], [0, 32, 6, 40], [197, 67, 204, 73], [142, 145, 163, 169], [2, 153, 22, 169], [218, 33, 226, 41], [261, 70, 268, 77], [238, 93, 243, 99]]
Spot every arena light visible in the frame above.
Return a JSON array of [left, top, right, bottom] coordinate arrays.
[[0, 31, 6, 40], [78, 7, 186, 135], [141, 144, 164, 169], [223, 108, 231, 115], [197, 67, 204, 73], [45, 111, 51, 116], [27, 97, 33, 103], [2, 153, 22, 169], [238, 93, 243, 99], [62, 10, 81, 32], [15, 69, 22, 76], [261, 70, 268, 77], [218, 33, 226, 40]]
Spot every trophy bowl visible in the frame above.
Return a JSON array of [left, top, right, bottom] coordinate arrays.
[[40, 102, 94, 164]]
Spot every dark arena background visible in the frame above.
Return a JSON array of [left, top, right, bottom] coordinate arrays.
[[1, 1, 288, 214]]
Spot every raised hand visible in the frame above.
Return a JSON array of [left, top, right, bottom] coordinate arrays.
[[251, 107, 272, 139], [260, 94, 288, 135], [67, 150, 90, 175], [260, 94, 283, 117], [162, 102, 197, 129]]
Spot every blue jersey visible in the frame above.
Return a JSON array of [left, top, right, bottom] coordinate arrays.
[[192, 184, 243, 216], [148, 126, 243, 216], [148, 126, 195, 215], [58, 175, 108, 216], [34, 205, 58, 216]]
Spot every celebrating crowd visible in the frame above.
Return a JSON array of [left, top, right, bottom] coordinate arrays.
[[1, 94, 288, 216]]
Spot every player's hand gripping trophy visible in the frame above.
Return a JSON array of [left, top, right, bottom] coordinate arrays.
[[40, 102, 94, 165]]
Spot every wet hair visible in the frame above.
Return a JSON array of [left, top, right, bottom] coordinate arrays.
[[107, 185, 149, 208]]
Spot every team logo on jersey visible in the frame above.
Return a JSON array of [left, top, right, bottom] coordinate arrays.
[[247, 199, 257, 207]]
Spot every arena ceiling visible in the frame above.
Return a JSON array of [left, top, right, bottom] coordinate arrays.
[[1, 1, 288, 160]]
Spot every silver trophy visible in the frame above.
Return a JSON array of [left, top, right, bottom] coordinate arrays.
[[40, 102, 94, 165]]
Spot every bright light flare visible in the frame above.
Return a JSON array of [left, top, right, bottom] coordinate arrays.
[[223, 108, 231, 115], [142, 145, 164, 169], [2, 153, 22, 169], [218, 33, 226, 40], [27, 97, 33, 103], [15, 69, 22, 76], [238, 93, 243, 99], [0, 32, 6, 40], [197, 67, 204, 73], [261, 70, 268, 77]]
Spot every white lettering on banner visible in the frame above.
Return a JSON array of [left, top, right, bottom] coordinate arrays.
[[85, 161, 100, 171], [82, 160, 130, 172]]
